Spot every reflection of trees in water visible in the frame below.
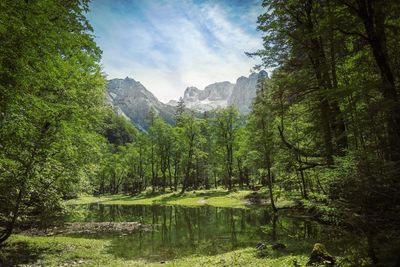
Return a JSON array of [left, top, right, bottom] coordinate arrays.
[[69, 204, 347, 261], [272, 214, 277, 241], [229, 209, 237, 248], [161, 208, 168, 244], [183, 208, 194, 245]]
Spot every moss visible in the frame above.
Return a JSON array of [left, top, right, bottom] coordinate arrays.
[[306, 243, 335, 266]]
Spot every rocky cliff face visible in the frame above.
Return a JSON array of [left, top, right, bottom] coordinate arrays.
[[107, 77, 175, 130], [181, 82, 235, 112], [107, 72, 268, 130], [168, 71, 267, 113], [228, 70, 268, 113]]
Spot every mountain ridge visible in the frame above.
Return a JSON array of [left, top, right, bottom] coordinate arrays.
[[166, 71, 267, 113], [106, 71, 267, 130]]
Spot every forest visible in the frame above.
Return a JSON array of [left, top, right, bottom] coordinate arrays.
[[0, 0, 399, 266]]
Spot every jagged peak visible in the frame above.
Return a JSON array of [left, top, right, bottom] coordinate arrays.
[[185, 86, 200, 91], [236, 76, 248, 83], [205, 81, 233, 87]]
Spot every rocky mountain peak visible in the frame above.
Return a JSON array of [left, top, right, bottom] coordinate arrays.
[[228, 71, 268, 114], [106, 77, 175, 130], [107, 71, 269, 130], [180, 81, 234, 112], [183, 86, 202, 101], [171, 72, 267, 113], [203, 81, 234, 101]]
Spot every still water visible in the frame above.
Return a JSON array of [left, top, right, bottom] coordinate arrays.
[[67, 204, 354, 262]]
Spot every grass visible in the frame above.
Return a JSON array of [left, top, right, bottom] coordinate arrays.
[[165, 248, 308, 267], [8, 190, 302, 266], [0, 235, 147, 267], [65, 195, 120, 205], [66, 188, 297, 209], [66, 189, 255, 209], [1, 235, 309, 267]]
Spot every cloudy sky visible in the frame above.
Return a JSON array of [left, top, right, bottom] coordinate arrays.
[[87, 0, 264, 102]]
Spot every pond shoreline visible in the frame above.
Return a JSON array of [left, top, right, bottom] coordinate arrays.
[[1, 190, 371, 266], [18, 222, 152, 236]]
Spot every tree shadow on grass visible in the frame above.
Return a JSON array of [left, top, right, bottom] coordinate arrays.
[[0, 241, 50, 267], [104, 191, 168, 203], [155, 190, 231, 204]]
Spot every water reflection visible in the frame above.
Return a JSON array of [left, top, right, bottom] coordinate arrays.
[[67, 204, 351, 262]]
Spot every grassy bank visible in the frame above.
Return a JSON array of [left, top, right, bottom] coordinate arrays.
[[65, 189, 296, 209], [0, 190, 306, 266], [1, 235, 308, 267]]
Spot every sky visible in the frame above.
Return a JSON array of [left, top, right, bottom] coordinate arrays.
[[87, 0, 264, 102]]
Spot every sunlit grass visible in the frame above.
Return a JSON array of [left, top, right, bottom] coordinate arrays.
[[2, 235, 310, 267], [1, 235, 148, 267], [162, 248, 308, 267], [67, 189, 259, 209], [65, 189, 298, 210], [64, 194, 123, 205]]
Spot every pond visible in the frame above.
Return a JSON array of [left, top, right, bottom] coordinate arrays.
[[67, 204, 356, 262]]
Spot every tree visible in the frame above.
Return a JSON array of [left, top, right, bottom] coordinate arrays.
[[249, 78, 278, 212], [337, 0, 400, 160], [0, 0, 106, 243], [179, 112, 200, 193], [149, 117, 173, 192], [252, 0, 400, 262], [214, 107, 240, 190]]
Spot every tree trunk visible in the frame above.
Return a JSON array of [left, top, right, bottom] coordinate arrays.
[[357, 0, 400, 161], [267, 163, 277, 213], [0, 185, 24, 244], [181, 135, 194, 193]]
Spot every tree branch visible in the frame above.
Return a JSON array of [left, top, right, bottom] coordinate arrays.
[[298, 161, 327, 171], [334, 27, 369, 41], [278, 126, 325, 158]]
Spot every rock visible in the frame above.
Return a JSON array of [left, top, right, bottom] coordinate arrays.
[[228, 71, 268, 114], [107, 77, 175, 130], [256, 242, 266, 250], [306, 243, 335, 266], [181, 82, 234, 112], [255, 242, 269, 258], [168, 71, 267, 114], [108, 72, 268, 130], [272, 243, 286, 251]]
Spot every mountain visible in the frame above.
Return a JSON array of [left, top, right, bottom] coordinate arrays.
[[106, 71, 268, 130], [107, 77, 175, 130], [228, 70, 268, 113], [181, 82, 235, 112], [167, 71, 267, 113]]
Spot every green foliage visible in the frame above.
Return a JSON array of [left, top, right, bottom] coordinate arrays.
[[250, 0, 400, 264], [0, 0, 106, 242], [2, 0, 399, 264], [103, 109, 138, 147]]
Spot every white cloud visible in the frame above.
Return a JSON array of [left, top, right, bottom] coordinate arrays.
[[89, 0, 263, 102]]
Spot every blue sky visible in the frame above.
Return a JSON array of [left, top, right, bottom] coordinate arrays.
[[87, 0, 264, 102]]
